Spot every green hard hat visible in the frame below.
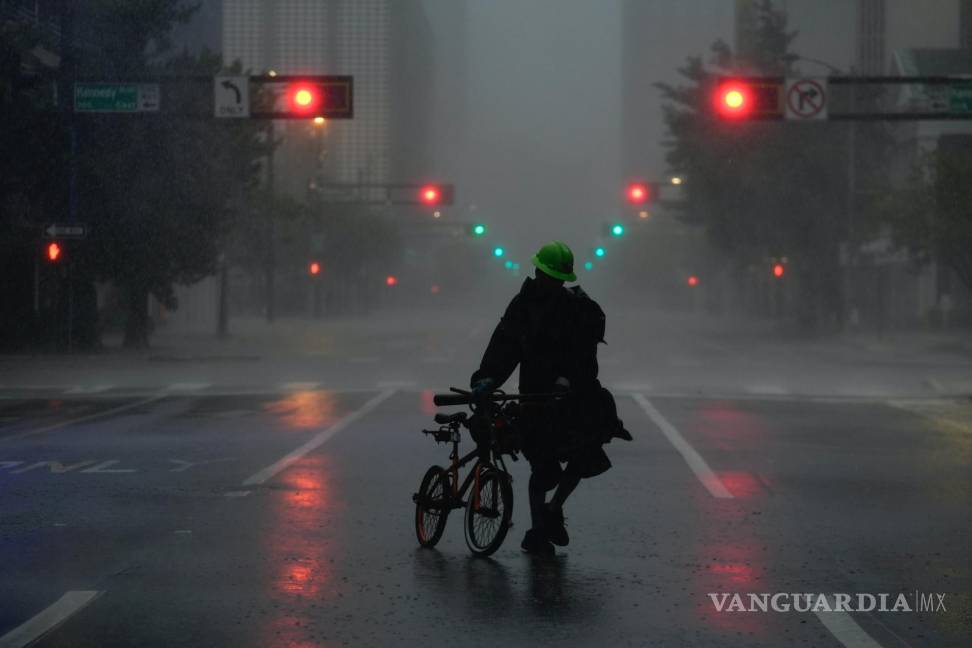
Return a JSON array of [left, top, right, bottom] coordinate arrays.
[[531, 241, 577, 282]]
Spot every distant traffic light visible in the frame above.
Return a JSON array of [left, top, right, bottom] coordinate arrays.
[[584, 261, 593, 271], [493, 246, 505, 258], [772, 262, 785, 278], [611, 224, 625, 237], [626, 182, 650, 205], [594, 246, 606, 258], [687, 275, 699, 287], [46, 242, 62, 262], [309, 261, 321, 276], [472, 223, 486, 237], [385, 275, 398, 286], [414, 183, 454, 206], [504, 260, 513, 269]]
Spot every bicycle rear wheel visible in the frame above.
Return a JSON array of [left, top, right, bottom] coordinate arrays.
[[464, 469, 513, 556], [414, 466, 451, 547]]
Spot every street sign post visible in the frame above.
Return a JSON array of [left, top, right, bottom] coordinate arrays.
[[74, 83, 159, 113], [214, 76, 250, 118], [784, 77, 828, 120], [44, 223, 87, 239]]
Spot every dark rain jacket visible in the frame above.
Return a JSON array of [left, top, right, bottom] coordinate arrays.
[[471, 278, 624, 476]]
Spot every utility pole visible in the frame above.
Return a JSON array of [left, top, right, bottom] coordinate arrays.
[[59, 0, 78, 352], [265, 122, 276, 324]]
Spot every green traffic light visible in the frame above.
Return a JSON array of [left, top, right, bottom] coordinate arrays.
[[594, 247, 606, 257], [472, 224, 486, 236], [584, 261, 593, 270], [504, 260, 513, 269], [493, 247, 505, 257], [611, 224, 625, 236]]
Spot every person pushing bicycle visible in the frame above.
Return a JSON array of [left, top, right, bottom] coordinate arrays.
[[470, 240, 631, 555]]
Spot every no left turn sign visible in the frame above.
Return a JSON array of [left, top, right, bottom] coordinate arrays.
[[784, 77, 828, 120]]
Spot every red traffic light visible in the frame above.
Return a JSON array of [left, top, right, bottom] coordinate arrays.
[[687, 275, 699, 287], [47, 242, 62, 262], [627, 182, 649, 204], [309, 261, 321, 276], [385, 275, 398, 286], [716, 82, 752, 118], [772, 263, 785, 278], [289, 83, 322, 115], [419, 185, 441, 205]]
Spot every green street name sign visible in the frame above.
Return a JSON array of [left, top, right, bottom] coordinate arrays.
[[949, 83, 972, 113], [74, 83, 160, 113]]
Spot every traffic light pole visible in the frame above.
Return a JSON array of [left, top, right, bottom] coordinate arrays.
[[265, 124, 277, 324]]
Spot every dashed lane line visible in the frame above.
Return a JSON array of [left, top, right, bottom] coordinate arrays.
[[815, 597, 886, 648], [64, 384, 114, 394], [632, 394, 733, 499], [0, 393, 167, 443], [241, 389, 396, 486], [0, 590, 102, 648]]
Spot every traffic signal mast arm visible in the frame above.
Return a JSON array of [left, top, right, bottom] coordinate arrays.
[[713, 75, 972, 121]]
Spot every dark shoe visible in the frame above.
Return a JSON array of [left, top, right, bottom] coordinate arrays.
[[544, 504, 569, 547], [521, 528, 555, 555]]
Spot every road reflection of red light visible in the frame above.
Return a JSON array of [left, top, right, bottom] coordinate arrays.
[[420, 389, 436, 415], [263, 390, 338, 429], [709, 561, 755, 585], [717, 471, 763, 498], [263, 454, 335, 646]]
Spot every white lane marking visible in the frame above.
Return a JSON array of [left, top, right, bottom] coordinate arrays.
[[610, 382, 653, 392], [0, 394, 166, 443], [376, 380, 416, 389], [80, 460, 136, 474], [0, 590, 102, 648], [280, 381, 320, 391], [815, 597, 884, 648], [224, 490, 251, 498], [242, 389, 396, 486], [745, 384, 789, 396], [348, 356, 379, 364], [174, 529, 192, 535], [65, 385, 114, 395], [632, 394, 733, 499], [923, 376, 945, 393], [167, 382, 211, 392]]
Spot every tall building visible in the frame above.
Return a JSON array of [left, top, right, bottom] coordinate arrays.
[[221, 0, 434, 198], [856, 0, 886, 73]]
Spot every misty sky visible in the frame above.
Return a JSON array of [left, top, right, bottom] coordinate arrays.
[[454, 0, 864, 263]]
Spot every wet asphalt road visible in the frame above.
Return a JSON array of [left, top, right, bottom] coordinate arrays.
[[1, 312, 970, 647]]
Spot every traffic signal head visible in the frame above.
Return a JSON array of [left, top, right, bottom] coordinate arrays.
[[584, 261, 593, 271], [385, 275, 398, 286], [420, 185, 440, 204], [288, 83, 323, 116], [687, 275, 699, 287], [627, 182, 650, 204], [713, 78, 783, 120], [493, 246, 505, 258], [472, 223, 486, 237], [594, 246, 606, 258], [772, 263, 785, 278], [47, 242, 62, 262], [309, 261, 321, 276], [611, 224, 625, 237]]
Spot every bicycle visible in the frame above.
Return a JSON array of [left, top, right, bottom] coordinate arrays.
[[412, 387, 556, 557]]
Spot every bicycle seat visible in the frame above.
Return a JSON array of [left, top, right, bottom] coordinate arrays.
[[434, 412, 467, 425]]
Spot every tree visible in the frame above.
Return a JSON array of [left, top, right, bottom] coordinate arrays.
[[886, 138, 972, 295], [75, 2, 264, 347], [655, 0, 851, 330]]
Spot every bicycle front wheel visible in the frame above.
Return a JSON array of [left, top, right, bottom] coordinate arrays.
[[414, 466, 451, 547], [464, 469, 513, 556]]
